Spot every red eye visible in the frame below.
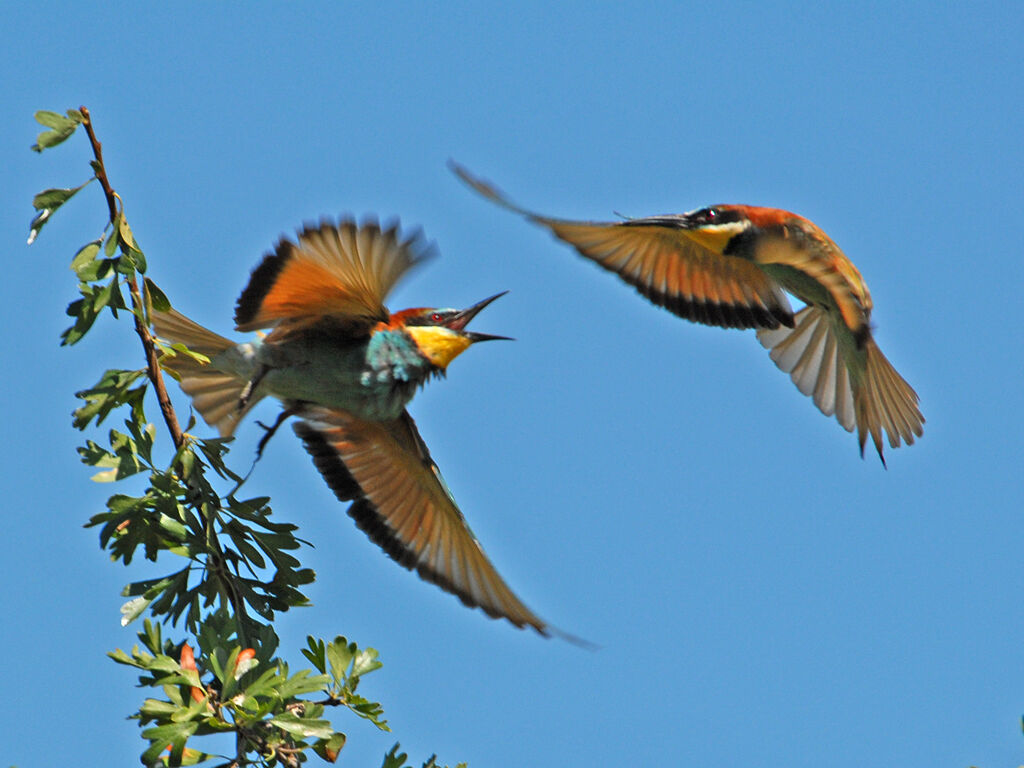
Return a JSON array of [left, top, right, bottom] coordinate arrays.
[[705, 208, 717, 221], [430, 312, 443, 323]]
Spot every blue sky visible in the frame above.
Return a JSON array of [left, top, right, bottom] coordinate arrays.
[[3, 2, 1024, 766]]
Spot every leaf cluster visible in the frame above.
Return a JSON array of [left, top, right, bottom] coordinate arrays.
[[32, 107, 465, 767], [111, 619, 382, 767]]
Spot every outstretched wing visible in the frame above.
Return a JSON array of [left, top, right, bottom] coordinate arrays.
[[235, 217, 435, 336], [293, 405, 548, 634], [451, 162, 793, 329]]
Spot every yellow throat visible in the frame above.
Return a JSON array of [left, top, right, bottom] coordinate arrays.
[[682, 220, 747, 254], [405, 326, 473, 369]]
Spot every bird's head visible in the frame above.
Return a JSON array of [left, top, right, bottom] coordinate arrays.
[[395, 291, 512, 370], [676, 205, 820, 256]]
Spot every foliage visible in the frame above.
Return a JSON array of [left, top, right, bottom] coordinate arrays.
[[31, 107, 463, 767]]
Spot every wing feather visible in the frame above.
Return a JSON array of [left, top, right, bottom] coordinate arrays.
[[234, 218, 435, 335], [292, 406, 548, 634], [450, 162, 793, 330]]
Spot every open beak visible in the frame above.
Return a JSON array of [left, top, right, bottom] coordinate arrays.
[[447, 291, 513, 341]]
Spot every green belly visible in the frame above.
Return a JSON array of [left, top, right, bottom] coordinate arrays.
[[212, 333, 425, 422]]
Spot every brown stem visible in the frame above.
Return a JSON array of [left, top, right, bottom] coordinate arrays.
[[80, 108, 251, 637], [79, 106, 185, 450]]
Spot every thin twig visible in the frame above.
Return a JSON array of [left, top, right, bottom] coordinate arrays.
[[79, 105, 185, 450]]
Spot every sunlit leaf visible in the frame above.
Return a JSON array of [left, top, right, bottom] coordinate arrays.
[[268, 712, 335, 740], [121, 596, 152, 626], [31, 109, 81, 152], [350, 646, 383, 679], [35, 109, 75, 129]]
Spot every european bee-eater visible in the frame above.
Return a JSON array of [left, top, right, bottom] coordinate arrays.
[[152, 217, 549, 634], [452, 163, 923, 465]]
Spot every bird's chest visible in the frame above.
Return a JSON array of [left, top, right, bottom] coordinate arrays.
[[256, 331, 430, 420]]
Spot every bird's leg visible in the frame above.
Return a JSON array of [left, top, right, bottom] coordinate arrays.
[[238, 364, 269, 411], [255, 404, 297, 460]]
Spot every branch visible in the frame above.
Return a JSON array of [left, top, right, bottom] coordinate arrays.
[[79, 105, 185, 450], [80, 107, 253, 640]]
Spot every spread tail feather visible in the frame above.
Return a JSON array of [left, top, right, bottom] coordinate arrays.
[[757, 306, 923, 464], [856, 337, 924, 463], [152, 309, 261, 437]]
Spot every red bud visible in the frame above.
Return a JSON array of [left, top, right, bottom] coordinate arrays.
[[179, 644, 204, 703]]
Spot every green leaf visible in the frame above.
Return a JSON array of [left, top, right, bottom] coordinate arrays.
[[116, 215, 149, 273], [72, 368, 146, 429], [78, 425, 151, 481], [314, 732, 347, 763], [31, 109, 81, 152], [32, 180, 91, 211], [35, 109, 75, 129], [140, 721, 199, 765], [162, 342, 211, 367], [70, 240, 107, 281], [326, 637, 355, 682], [158, 514, 187, 540], [382, 744, 410, 768], [108, 647, 140, 667], [350, 646, 383, 679], [139, 697, 179, 718], [61, 278, 117, 345], [27, 179, 92, 244], [268, 712, 336, 740], [343, 692, 389, 730], [302, 636, 327, 672], [104, 220, 119, 256], [119, 214, 138, 251], [273, 668, 331, 699], [145, 277, 171, 312]]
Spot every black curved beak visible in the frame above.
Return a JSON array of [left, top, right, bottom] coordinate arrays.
[[447, 291, 513, 341], [463, 330, 514, 343]]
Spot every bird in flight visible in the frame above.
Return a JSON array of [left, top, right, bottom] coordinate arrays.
[[152, 217, 550, 634], [451, 162, 923, 465]]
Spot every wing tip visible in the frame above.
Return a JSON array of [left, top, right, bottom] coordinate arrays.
[[294, 411, 553, 635]]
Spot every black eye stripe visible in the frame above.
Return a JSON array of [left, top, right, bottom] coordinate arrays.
[[407, 310, 453, 326], [695, 207, 741, 226]]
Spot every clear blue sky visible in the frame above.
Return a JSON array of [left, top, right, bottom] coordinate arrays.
[[3, 2, 1023, 766]]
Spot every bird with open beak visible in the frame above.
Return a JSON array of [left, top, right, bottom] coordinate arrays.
[[153, 217, 549, 634]]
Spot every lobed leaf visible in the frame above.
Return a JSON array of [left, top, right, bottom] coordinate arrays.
[[73, 368, 146, 430]]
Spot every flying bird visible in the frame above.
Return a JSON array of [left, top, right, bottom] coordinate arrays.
[[152, 217, 549, 634], [451, 162, 923, 465]]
